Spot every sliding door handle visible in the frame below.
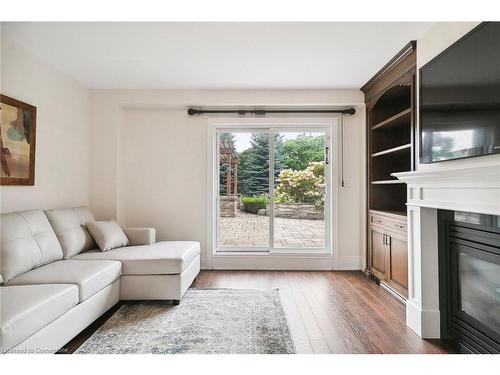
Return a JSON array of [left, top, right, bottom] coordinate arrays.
[[325, 146, 330, 165]]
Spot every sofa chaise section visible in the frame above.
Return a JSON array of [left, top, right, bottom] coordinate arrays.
[[71, 241, 200, 275], [71, 240, 201, 301]]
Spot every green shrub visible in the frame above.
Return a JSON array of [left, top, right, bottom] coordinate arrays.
[[275, 161, 325, 206], [241, 195, 268, 214]]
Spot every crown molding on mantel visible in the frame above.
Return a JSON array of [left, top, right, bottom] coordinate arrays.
[[392, 162, 500, 186], [392, 162, 500, 216]]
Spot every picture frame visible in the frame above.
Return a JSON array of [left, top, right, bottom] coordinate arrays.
[[0, 94, 37, 185]]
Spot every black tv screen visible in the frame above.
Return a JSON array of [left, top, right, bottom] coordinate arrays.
[[420, 22, 500, 163]]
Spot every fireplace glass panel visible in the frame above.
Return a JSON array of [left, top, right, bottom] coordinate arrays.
[[458, 252, 500, 335]]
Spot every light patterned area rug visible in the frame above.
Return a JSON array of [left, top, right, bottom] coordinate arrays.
[[75, 288, 295, 354]]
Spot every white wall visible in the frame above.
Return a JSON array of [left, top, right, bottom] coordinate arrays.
[[416, 22, 500, 171], [0, 36, 91, 213], [89, 90, 366, 269]]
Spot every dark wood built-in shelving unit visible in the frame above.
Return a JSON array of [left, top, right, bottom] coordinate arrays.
[[361, 41, 417, 300]]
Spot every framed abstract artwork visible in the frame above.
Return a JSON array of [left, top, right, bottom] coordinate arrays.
[[0, 95, 36, 185]]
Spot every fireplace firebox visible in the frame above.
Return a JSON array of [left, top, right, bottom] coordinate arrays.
[[438, 210, 500, 353]]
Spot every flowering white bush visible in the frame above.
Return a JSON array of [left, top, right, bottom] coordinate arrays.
[[275, 161, 325, 206]]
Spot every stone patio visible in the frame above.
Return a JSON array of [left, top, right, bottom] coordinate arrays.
[[219, 211, 325, 248]]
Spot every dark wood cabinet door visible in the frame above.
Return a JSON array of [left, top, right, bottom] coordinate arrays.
[[370, 226, 387, 280], [387, 231, 408, 297]]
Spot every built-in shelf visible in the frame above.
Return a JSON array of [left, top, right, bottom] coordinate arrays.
[[371, 179, 404, 185], [371, 143, 411, 157], [363, 41, 416, 301], [372, 107, 411, 130]]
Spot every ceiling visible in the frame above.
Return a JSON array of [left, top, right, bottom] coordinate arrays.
[[2, 22, 433, 90]]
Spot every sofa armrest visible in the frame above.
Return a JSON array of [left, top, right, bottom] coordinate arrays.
[[123, 227, 156, 246]]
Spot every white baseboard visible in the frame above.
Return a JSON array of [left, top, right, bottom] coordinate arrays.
[[200, 255, 362, 271], [200, 256, 210, 270], [406, 299, 441, 338], [204, 255, 333, 270], [332, 257, 362, 270]]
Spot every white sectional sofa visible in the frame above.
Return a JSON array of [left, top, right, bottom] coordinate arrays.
[[0, 207, 200, 353]]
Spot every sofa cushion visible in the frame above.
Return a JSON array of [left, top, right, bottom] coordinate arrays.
[[0, 284, 78, 352], [0, 210, 63, 283], [44, 207, 96, 259], [71, 241, 200, 275], [86, 220, 129, 251], [6, 260, 121, 302]]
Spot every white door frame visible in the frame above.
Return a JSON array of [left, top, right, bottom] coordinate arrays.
[[206, 117, 341, 270]]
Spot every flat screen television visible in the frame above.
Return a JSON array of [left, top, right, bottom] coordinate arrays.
[[420, 22, 500, 163]]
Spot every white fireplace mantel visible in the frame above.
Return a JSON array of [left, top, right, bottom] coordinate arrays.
[[393, 162, 500, 216], [392, 161, 500, 338]]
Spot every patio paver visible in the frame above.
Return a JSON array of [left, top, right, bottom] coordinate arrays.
[[219, 211, 325, 248]]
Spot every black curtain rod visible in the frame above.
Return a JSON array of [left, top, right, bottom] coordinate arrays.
[[187, 108, 356, 116]]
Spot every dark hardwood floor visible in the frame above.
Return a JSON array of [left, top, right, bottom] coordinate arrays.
[[61, 271, 452, 354]]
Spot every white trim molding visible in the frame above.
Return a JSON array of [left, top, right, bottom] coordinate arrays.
[[393, 161, 500, 338], [206, 117, 343, 271], [209, 254, 334, 271]]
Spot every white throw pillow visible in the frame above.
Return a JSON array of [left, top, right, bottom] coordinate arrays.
[[86, 220, 129, 251]]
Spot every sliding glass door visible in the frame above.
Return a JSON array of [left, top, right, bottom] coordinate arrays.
[[272, 131, 327, 250], [216, 125, 331, 253]]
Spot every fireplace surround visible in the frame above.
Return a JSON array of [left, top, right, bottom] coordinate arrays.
[[393, 161, 500, 341]]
